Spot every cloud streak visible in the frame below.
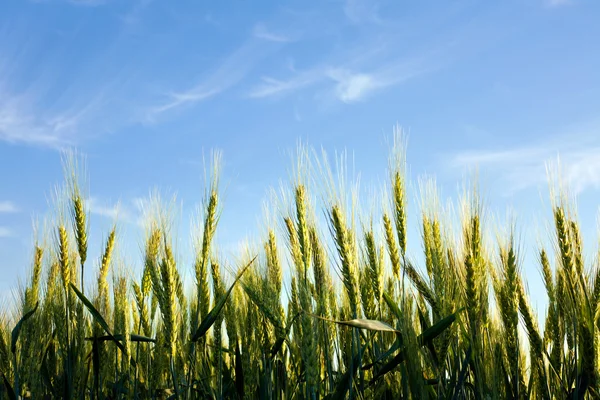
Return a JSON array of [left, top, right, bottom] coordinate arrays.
[[451, 129, 600, 195], [0, 22, 143, 149], [343, 0, 383, 25], [0, 87, 74, 148], [149, 40, 277, 119], [253, 23, 291, 43], [248, 72, 321, 98], [88, 197, 129, 221], [546, 0, 572, 7], [0, 227, 14, 238], [0, 201, 19, 213], [249, 55, 433, 103]]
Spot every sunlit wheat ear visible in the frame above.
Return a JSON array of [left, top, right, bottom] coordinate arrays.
[[359, 263, 375, 319], [265, 229, 282, 301], [363, 228, 382, 311], [519, 276, 550, 399], [285, 216, 303, 272], [210, 258, 225, 394], [330, 204, 359, 318], [62, 150, 89, 287], [165, 244, 185, 310], [160, 240, 178, 359], [192, 151, 221, 325], [554, 206, 576, 278], [97, 227, 116, 314], [143, 226, 161, 298], [495, 226, 520, 396], [517, 278, 543, 358], [388, 127, 408, 255], [383, 213, 401, 279], [294, 184, 312, 273], [132, 281, 151, 337], [56, 224, 71, 291], [25, 245, 44, 310]]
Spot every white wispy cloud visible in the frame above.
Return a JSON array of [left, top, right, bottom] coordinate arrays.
[[88, 196, 161, 228], [148, 40, 276, 119], [328, 69, 377, 103], [343, 0, 382, 25], [451, 129, 600, 195], [149, 89, 222, 116], [88, 197, 129, 220], [249, 55, 432, 103], [0, 201, 19, 213], [253, 23, 291, 43], [0, 227, 14, 238], [546, 0, 572, 7], [0, 23, 138, 148], [248, 73, 320, 98], [29, 0, 108, 6], [119, 0, 154, 26], [0, 78, 119, 148], [68, 0, 107, 5], [0, 88, 74, 148]]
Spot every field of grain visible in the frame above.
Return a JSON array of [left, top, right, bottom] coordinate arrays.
[[0, 136, 597, 399]]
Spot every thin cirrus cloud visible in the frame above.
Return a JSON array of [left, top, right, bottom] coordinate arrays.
[[546, 0, 573, 7], [28, 0, 108, 6], [451, 131, 600, 196], [343, 0, 383, 25], [0, 19, 144, 149], [248, 71, 321, 99], [147, 39, 278, 120], [68, 0, 106, 5], [0, 227, 14, 238], [0, 77, 127, 149], [0, 87, 73, 148], [0, 201, 19, 213], [252, 23, 292, 43], [88, 195, 174, 228], [88, 197, 129, 221], [249, 56, 434, 103]]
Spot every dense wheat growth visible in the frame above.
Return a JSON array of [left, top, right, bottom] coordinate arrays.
[[1, 135, 599, 399]]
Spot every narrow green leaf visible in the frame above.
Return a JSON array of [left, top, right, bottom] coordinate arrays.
[[451, 346, 472, 400], [325, 347, 363, 400], [362, 338, 401, 370], [367, 309, 461, 385], [192, 256, 255, 342], [235, 341, 245, 399], [70, 283, 128, 356], [2, 372, 16, 400], [130, 334, 156, 343], [241, 282, 285, 334], [70, 284, 112, 337], [270, 312, 300, 359], [308, 313, 400, 333], [92, 338, 100, 399], [383, 292, 402, 320], [10, 302, 38, 353], [40, 330, 57, 396], [419, 308, 462, 345], [369, 350, 405, 385], [85, 334, 156, 343]]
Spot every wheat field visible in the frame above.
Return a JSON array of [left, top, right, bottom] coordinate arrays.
[[0, 135, 598, 399]]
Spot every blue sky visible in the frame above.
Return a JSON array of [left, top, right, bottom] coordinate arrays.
[[1, 0, 599, 315]]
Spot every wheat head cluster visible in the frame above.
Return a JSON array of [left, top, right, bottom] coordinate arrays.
[[0, 133, 598, 399]]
